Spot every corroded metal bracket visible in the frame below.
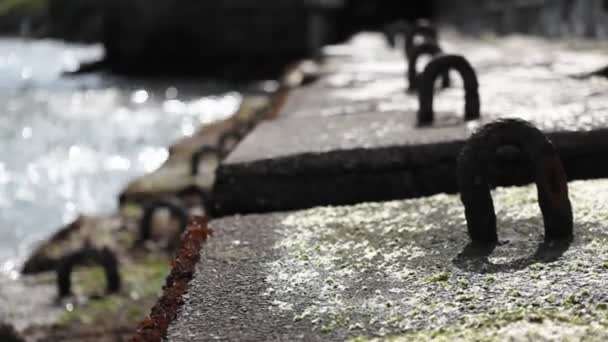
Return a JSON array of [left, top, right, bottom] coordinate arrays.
[[137, 200, 189, 243], [457, 119, 573, 244], [177, 185, 209, 205], [383, 20, 409, 48], [218, 130, 244, 156], [417, 54, 480, 125], [190, 146, 221, 176], [56, 247, 121, 298], [177, 185, 212, 216], [405, 20, 438, 59], [407, 42, 450, 91]]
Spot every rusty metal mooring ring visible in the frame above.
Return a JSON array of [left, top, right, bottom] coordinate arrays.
[[405, 21, 438, 59], [417, 54, 480, 125], [237, 119, 255, 135], [457, 119, 573, 244], [218, 130, 243, 156], [177, 185, 209, 205], [407, 42, 450, 92], [190, 146, 221, 176], [138, 200, 189, 243], [177, 185, 212, 215], [56, 247, 121, 298], [383, 20, 409, 48]]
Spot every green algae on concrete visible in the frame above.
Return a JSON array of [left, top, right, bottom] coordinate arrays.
[[264, 179, 608, 339], [352, 307, 608, 341]]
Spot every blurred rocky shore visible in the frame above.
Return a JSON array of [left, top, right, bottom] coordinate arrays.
[[0, 0, 100, 41], [0, 0, 344, 77]]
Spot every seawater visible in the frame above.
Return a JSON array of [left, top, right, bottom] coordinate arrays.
[[0, 38, 244, 281]]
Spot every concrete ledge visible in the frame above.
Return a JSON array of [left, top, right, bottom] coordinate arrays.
[[211, 32, 608, 216], [169, 180, 608, 341], [213, 109, 608, 216]]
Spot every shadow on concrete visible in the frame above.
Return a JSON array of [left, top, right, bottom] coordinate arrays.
[[453, 235, 572, 274]]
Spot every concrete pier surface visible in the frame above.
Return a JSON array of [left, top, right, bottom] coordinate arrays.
[[168, 179, 608, 341], [213, 32, 608, 216], [144, 30, 608, 341]]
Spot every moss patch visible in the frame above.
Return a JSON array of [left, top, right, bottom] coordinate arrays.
[[355, 307, 608, 341]]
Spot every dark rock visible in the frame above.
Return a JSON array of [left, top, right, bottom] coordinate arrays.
[[100, 0, 344, 76], [47, 0, 105, 42], [0, 322, 24, 342], [0, 1, 46, 37]]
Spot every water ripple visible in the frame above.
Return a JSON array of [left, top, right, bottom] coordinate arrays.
[[0, 39, 245, 276]]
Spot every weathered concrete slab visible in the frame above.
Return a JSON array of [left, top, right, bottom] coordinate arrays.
[[213, 107, 608, 215], [279, 35, 406, 118], [169, 180, 608, 341], [279, 32, 608, 119], [212, 32, 608, 216]]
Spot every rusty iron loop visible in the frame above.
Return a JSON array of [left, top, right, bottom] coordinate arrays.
[[177, 185, 209, 205], [190, 146, 221, 176], [56, 247, 121, 298], [383, 20, 409, 48], [137, 199, 189, 243], [218, 129, 244, 157], [457, 119, 573, 244], [405, 21, 438, 59], [233, 119, 255, 136], [417, 54, 480, 125], [407, 42, 450, 92], [176, 185, 213, 215]]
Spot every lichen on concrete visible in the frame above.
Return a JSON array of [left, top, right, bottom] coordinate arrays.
[[352, 308, 608, 341], [264, 179, 608, 339]]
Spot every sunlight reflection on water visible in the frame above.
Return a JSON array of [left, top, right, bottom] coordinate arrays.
[[0, 39, 243, 277]]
